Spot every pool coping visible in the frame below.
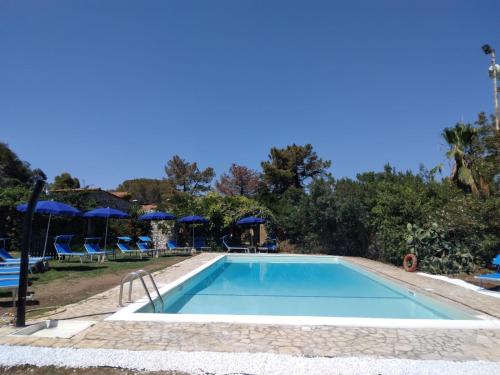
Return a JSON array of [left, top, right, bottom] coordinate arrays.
[[106, 254, 500, 329]]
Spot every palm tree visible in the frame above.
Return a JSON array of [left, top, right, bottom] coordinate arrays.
[[442, 123, 479, 194]]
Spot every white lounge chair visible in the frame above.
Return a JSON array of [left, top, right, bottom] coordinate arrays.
[[222, 235, 250, 253]]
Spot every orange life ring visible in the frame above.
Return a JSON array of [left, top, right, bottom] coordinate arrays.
[[403, 254, 417, 272]]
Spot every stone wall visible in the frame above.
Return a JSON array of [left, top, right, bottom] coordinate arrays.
[[149, 221, 175, 248]]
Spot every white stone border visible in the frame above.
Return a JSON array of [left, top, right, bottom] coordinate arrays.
[[417, 272, 500, 299], [107, 254, 500, 329], [1, 345, 499, 375]]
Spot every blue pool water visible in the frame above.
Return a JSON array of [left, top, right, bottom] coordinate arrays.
[[139, 255, 474, 320]]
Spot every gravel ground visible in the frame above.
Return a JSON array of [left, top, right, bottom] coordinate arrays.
[[0, 365, 187, 374], [0, 345, 499, 375]]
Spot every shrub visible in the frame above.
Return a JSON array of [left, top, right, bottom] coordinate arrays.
[[404, 223, 475, 275]]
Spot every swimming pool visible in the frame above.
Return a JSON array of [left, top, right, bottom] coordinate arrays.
[[138, 255, 471, 319], [109, 254, 499, 328]]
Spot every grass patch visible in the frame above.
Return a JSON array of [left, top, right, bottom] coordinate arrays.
[[0, 253, 194, 312], [30, 253, 192, 284]]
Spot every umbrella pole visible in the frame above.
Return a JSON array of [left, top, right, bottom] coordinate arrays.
[[192, 225, 195, 250], [104, 216, 109, 255], [155, 221, 159, 254], [42, 213, 52, 259], [249, 226, 254, 253]]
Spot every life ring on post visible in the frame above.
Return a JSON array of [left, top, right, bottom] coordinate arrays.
[[403, 254, 417, 272]]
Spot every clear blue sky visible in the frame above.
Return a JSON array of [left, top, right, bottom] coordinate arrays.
[[1, 1, 499, 189]]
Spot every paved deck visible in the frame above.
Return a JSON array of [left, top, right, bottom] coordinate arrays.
[[0, 253, 499, 362]]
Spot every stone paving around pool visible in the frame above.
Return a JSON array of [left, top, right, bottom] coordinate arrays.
[[0, 253, 499, 362]]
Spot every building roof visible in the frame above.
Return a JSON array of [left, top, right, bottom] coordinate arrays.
[[51, 188, 131, 201], [109, 191, 131, 199], [140, 204, 158, 212], [51, 187, 101, 193]]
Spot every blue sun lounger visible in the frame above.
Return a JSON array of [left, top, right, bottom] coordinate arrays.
[[166, 239, 190, 254], [116, 237, 141, 257], [140, 235, 166, 255], [0, 274, 34, 307], [53, 235, 89, 264], [0, 238, 50, 267], [257, 238, 278, 253], [138, 236, 152, 244], [0, 278, 20, 306], [475, 273, 500, 285], [0, 265, 20, 276], [475, 254, 500, 286], [0, 278, 19, 286], [0, 262, 37, 274], [194, 237, 210, 252], [83, 237, 111, 262], [492, 254, 500, 272], [137, 236, 157, 258]]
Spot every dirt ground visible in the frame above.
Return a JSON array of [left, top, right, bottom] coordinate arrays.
[[0, 256, 189, 318], [0, 366, 188, 374]]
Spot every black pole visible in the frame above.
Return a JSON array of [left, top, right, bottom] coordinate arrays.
[[16, 178, 45, 327]]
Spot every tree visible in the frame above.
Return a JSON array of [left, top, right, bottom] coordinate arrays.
[[261, 144, 331, 194], [52, 172, 80, 190], [442, 123, 479, 194], [472, 113, 500, 194], [165, 155, 215, 196], [216, 164, 261, 197], [116, 178, 165, 204], [0, 184, 32, 252], [170, 191, 276, 247], [0, 142, 35, 188]]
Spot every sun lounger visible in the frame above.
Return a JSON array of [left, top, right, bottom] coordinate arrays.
[[166, 240, 190, 254], [140, 235, 165, 256], [257, 239, 278, 253], [116, 236, 142, 257], [0, 277, 19, 284], [0, 262, 36, 272], [0, 238, 50, 267], [475, 273, 500, 285], [194, 237, 210, 252], [474, 254, 500, 286], [138, 236, 152, 243], [53, 235, 89, 264], [0, 278, 20, 306], [0, 275, 33, 307], [0, 265, 20, 276], [222, 235, 250, 253], [83, 237, 111, 262], [136, 236, 157, 258], [0, 248, 47, 265], [492, 254, 500, 272]]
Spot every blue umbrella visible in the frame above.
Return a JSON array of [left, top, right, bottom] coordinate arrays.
[[178, 215, 208, 249], [236, 216, 266, 225], [83, 207, 129, 250], [138, 211, 176, 221], [16, 200, 82, 257], [236, 216, 266, 248], [178, 215, 208, 224]]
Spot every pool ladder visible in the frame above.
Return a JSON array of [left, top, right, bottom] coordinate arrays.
[[119, 269, 164, 313]]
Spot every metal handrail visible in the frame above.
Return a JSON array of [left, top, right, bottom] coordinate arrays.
[[118, 269, 164, 312]]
